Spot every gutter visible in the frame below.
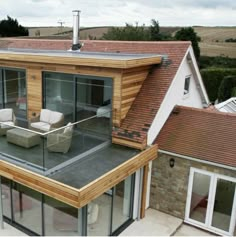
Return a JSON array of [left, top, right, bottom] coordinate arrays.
[[159, 149, 236, 172]]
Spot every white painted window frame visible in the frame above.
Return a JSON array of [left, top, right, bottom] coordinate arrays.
[[185, 167, 236, 236], [183, 75, 191, 98]]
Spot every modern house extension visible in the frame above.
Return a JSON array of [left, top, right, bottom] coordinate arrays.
[[0, 36, 210, 236]]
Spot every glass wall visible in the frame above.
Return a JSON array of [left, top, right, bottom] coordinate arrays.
[[0, 174, 134, 236], [0, 68, 27, 121], [12, 183, 42, 235], [87, 175, 134, 236], [1, 177, 11, 219], [43, 72, 112, 126], [112, 175, 133, 232], [87, 191, 112, 236], [44, 72, 74, 123], [44, 196, 81, 236], [0, 71, 3, 109]]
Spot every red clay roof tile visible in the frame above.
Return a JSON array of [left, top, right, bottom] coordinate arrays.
[[155, 106, 236, 168]]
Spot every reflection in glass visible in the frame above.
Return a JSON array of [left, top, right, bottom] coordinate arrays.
[[4, 69, 27, 121], [112, 176, 132, 232], [87, 191, 112, 236], [211, 179, 235, 232], [0, 71, 3, 109], [44, 196, 81, 236], [190, 172, 210, 223], [12, 183, 42, 235], [44, 72, 74, 124], [1, 177, 11, 218]]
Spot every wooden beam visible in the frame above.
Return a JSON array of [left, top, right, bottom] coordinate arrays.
[[140, 164, 149, 219], [0, 160, 80, 207], [0, 53, 161, 69], [112, 136, 147, 150]]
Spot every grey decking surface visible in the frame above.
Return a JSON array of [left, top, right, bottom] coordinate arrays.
[[0, 132, 104, 170], [50, 144, 139, 189]]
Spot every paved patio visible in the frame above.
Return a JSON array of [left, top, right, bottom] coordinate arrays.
[[120, 209, 215, 236], [0, 208, 215, 236]]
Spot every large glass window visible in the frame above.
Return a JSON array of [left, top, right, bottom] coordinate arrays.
[[44, 196, 81, 236], [0, 71, 3, 109], [0, 68, 27, 121], [87, 191, 112, 236], [43, 72, 112, 137], [12, 182, 42, 235], [112, 176, 133, 232], [44, 72, 74, 123], [1, 177, 11, 219], [186, 168, 236, 236]]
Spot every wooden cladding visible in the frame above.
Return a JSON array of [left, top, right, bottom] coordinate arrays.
[[0, 59, 152, 127], [0, 145, 158, 208], [27, 69, 42, 119], [0, 160, 79, 207], [121, 66, 151, 121], [0, 52, 161, 69]]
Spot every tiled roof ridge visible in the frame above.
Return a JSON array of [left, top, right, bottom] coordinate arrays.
[[175, 105, 236, 118]]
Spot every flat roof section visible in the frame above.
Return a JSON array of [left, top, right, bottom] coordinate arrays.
[[49, 144, 139, 189], [0, 48, 162, 68], [0, 144, 157, 207]]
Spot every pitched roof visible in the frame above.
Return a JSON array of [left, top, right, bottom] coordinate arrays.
[[0, 38, 191, 144], [155, 106, 236, 167], [215, 97, 236, 113]]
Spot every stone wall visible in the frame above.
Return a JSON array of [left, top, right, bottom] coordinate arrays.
[[150, 152, 236, 219]]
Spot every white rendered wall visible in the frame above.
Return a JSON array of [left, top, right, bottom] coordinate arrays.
[[145, 49, 207, 209], [147, 51, 204, 146]]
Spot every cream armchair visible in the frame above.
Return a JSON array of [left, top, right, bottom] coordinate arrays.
[[47, 123, 73, 154], [0, 108, 16, 136], [29, 109, 64, 133]]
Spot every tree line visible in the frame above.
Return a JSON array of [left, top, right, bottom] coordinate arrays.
[[102, 20, 201, 61], [0, 16, 28, 37]]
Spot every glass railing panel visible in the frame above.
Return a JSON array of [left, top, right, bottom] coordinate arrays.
[[0, 109, 112, 173], [0, 123, 45, 171], [44, 110, 111, 170]]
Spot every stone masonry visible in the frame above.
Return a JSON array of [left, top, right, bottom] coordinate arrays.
[[150, 152, 236, 219]]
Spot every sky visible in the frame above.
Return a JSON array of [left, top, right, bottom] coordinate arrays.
[[0, 0, 235, 27]]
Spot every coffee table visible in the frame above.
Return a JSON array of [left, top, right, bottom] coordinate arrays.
[[7, 128, 41, 148]]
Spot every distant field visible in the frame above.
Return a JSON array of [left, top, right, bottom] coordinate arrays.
[[28, 27, 72, 37], [193, 26, 236, 58], [27, 26, 236, 58]]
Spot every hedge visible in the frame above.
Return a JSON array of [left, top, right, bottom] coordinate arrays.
[[200, 68, 236, 102]]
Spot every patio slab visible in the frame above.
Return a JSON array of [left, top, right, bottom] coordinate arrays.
[[174, 224, 215, 236], [0, 223, 26, 236], [120, 209, 183, 236]]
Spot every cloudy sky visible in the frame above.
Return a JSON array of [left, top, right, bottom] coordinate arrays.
[[0, 0, 235, 27]]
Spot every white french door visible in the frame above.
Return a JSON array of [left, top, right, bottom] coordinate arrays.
[[185, 168, 236, 236]]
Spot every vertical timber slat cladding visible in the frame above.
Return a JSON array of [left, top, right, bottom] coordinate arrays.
[[27, 68, 42, 119], [121, 66, 151, 120]]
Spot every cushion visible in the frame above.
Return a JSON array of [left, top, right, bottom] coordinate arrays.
[[1, 121, 14, 128], [31, 122, 51, 132], [0, 109, 13, 122], [88, 203, 99, 225], [64, 122, 73, 134], [40, 109, 51, 123], [49, 111, 63, 124]]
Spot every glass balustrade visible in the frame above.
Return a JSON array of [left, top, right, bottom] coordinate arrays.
[[0, 109, 112, 174]]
